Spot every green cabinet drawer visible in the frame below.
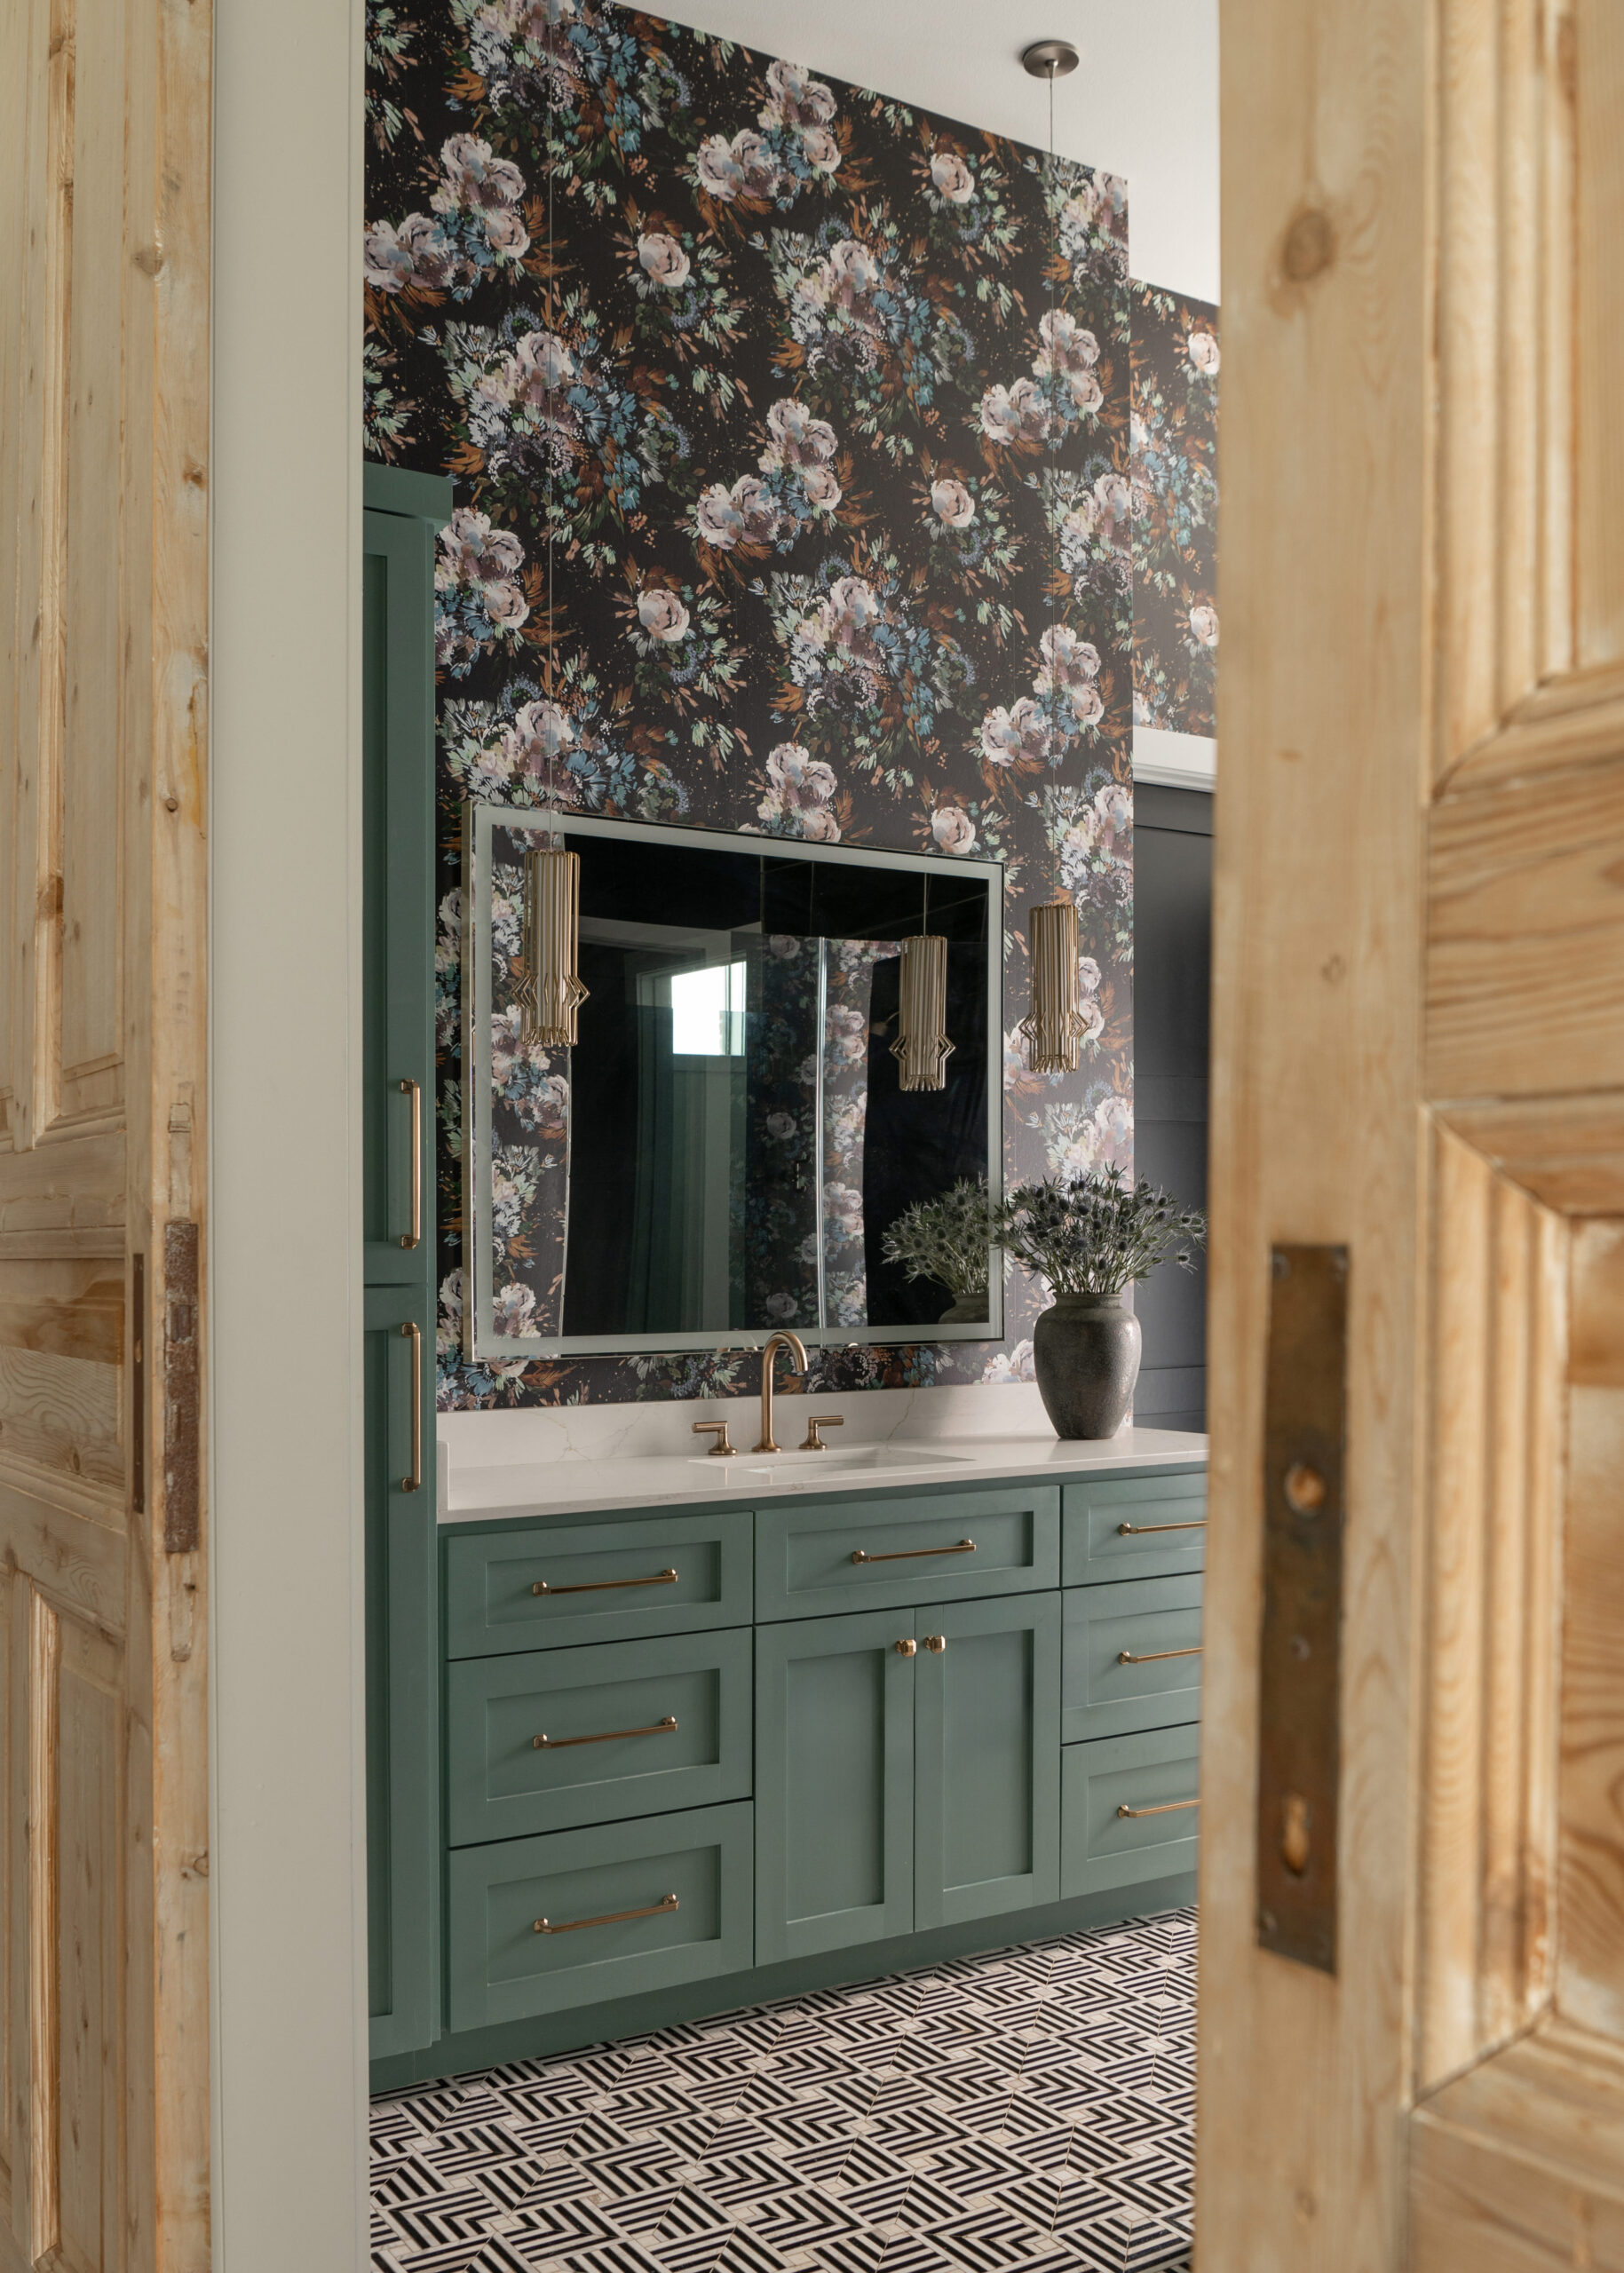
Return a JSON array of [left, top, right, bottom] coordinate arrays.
[[447, 1628, 753, 1846], [1061, 1468, 1207, 1585], [754, 1485, 1059, 1622], [1061, 1725, 1200, 1897], [1061, 1573, 1204, 1742], [447, 1802, 754, 2031], [445, 1510, 752, 1659]]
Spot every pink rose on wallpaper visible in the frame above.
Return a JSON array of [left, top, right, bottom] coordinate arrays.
[[1189, 603, 1219, 647], [1069, 369, 1104, 416], [803, 465, 843, 512], [764, 58, 836, 128], [364, 214, 453, 294], [1035, 309, 1099, 376], [695, 483, 743, 548], [800, 807, 842, 842], [932, 806, 978, 856], [930, 149, 976, 203], [800, 125, 842, 174], [1038, 624, 1102, 693], [638, 231, 691, 288], [823, 237, 883, 319], [765, 743, 837, 807], [503, 699, 574, 785], [432, 134, 529, 256], [438, 507, 523, 590], [979, 378, 1048, 446], [1069, 681, 1105, 729], [1091, 471, 1132, 550], [764, 1112, 798, 1142], [490, 1282, 538, 1337], [732, 129, 781, 198], [484, 578, 529, 628], [637, 587, 691, 643], [696, 134, 743, 199], [931, 478, 977, 527], [980, 699, 1051, 769], [826, 576, 881, 640], [696, 476, 779, 550], [764, 398, 837, 468], [479, 329, 574, 416], [1188, 329, 1221, 374]]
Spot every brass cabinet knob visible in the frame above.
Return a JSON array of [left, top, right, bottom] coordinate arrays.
[[894, 1638, 917, 1657], [923, 1635, 946, 1653]]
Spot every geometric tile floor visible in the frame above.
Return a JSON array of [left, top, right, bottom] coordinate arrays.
[[370, 1907, 1195, 2273]]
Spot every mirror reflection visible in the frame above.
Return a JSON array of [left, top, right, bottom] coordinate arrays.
[[465, 810, 1003, 1357]]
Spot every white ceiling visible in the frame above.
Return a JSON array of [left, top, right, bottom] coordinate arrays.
[[646, 0, 1220, 304]]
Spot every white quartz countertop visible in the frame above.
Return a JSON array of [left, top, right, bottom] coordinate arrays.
[[441, 1425, 1208, 1525]]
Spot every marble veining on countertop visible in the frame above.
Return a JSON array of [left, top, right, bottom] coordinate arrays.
[[441, 1423, 1208, 1525]]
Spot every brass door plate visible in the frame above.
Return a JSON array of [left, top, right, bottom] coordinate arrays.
[[1256, 1243, 1347, 1973]]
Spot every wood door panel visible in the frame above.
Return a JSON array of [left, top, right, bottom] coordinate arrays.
[[0, 0, 210, 2247], [1209, 0, 1624, 2263]]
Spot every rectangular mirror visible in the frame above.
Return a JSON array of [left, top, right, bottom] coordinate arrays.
[[463, 807, 1004, 1358]]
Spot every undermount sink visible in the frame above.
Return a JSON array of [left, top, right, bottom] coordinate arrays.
[[688, 1442, 974, 1484]]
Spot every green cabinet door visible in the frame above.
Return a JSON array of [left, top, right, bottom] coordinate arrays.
[[363, 463, 449, 2067], [914, 1591, 1061, 1931], [754, 1607, 916, 1965], [364, 1281, 439, 2058], [362, 497, 440, 1287]]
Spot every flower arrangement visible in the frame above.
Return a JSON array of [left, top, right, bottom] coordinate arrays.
[[882, 1178, 994, 1301], [997, 1166, 1205, 1295]]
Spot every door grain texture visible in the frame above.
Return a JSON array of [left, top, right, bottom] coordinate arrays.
[[0, 0, 210, 2258], [1207, 2, 1624, 2266]]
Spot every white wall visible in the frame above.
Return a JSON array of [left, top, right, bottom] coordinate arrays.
[[650, 0, 1220, 302], [210, 0, 369, 2262]]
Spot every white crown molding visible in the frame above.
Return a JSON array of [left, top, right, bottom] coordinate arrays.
[[1133, 726, 1216, 791]]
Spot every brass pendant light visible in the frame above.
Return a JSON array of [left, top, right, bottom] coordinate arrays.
[[1020, 34, 1085, 1079], [1018, 899, 1088, 1072], [891, 875, 953, 1092], [519, 92, 587, 1050], [517, 837, 587, 1046], [891, 932, 954, 1091]]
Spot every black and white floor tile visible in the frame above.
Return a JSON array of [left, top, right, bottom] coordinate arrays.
[[371, 1908, 1196, 2273]]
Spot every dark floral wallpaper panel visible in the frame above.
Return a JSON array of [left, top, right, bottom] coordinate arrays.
[[1130, 281, 1219, 739], [362, 1, 1204, 1409]]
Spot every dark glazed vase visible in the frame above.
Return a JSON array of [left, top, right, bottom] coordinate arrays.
[[1032, 1292, 1142, 1440]]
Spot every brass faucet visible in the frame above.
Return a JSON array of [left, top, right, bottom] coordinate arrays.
[[755, 1329, 809, 1453]]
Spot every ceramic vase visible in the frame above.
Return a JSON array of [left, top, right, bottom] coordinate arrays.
[[937, 1293, 989, 1326], [1032, 1291, 1141, 1439]]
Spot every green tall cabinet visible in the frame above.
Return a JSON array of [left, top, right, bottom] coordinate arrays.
[[363, 463, 450, 2059]]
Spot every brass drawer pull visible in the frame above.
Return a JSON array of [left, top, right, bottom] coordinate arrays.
[[400, 1322, 422, 1493], [1116, 1518, 1206, 1535], [852, 1539, 976, 1565], [534, 1892, 679, 1935], [1117, 1797, 1200, 1819], [533, 1715, 677, 1750], [533, 1567, 678, 1597], [399, 1079, 423, 1250], [1117, 1643, 1203, 1666]]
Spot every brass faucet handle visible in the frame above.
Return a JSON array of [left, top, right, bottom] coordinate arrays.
[[800, 1415, 845, 1453], [692, 1420, 736, 1457]]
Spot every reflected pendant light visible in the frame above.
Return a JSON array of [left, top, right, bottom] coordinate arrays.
[[1019, 34, 1084, 1078], [519, 90, 587, 1050], [1018, 899, 1089, 1072], [891, 933, 954, 1091], [517, 838, 587, 1047], [891, 875, 953, 1092]]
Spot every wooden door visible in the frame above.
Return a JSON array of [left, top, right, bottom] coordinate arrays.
[[913, 1592, 1059, 1930], [1203, 2, 1624, 2266], [754, 1608, 916, 1965], [0, 0, 210, 2265]]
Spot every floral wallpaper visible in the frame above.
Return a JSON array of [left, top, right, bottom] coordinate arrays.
[[364, 0, 1165, 1408], [1130, 283, 1219, 739]]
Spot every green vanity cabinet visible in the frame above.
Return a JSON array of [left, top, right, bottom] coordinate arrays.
[[376, 1464, 1205, 2092], [363, 462, 450, 2062], [755, 1588, 1061, 1962]]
